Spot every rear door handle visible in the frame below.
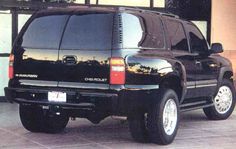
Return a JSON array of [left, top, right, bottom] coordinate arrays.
[[209, 63, 218, 68], [195, 61, 201, 65], [63, 56, 77, 65]]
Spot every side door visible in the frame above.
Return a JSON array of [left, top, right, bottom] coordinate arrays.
[[164, 18, 198, 99], [185, 23, 219, 97]]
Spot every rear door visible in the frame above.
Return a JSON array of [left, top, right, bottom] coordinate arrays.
[[164, 18, 197, 98], [14, 15, 69, 87], [58, 13, 114, 89], [185, 23, 219, 97]]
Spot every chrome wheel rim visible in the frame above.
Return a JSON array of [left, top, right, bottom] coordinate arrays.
[[214, 86, 233, 114], [163, 99, 178, 135]]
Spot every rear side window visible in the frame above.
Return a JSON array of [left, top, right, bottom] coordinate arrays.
[[165, 19, 189, 52], [122, 13, 165, 49], [140, 14, 165, 48], [22, 15, 68, 49], [61, 13, 113, 50], [122, 13, 143, 48]]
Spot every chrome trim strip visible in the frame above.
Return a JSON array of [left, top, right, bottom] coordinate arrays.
[[186, 81, 195, 86], [186, 81, 195, 89], [196, 84, 217, 88], [186, 79, 218, 89], [19, 80, 57, 87], [196, 79, 217, 86], [125, 85, 159, 90], [186, 86, 195, 89], [58, 82, 109, 90]]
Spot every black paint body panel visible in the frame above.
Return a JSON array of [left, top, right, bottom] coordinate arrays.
[[6, 7, 234, 116]]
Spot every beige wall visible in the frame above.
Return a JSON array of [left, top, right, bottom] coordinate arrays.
[[212, 0, 236, 76], [211, 0, 236, 50]]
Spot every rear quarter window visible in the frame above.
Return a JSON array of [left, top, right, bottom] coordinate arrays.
[[22, 15, 69, 49], [122, 13, 165, 49]]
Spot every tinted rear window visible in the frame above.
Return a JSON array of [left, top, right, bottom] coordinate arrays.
[[61, 13, 113, 50], [22, 15, 68, 49]]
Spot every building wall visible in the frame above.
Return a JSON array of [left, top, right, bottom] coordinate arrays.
[[211, 0, 236, 77], [0, 12, 12, 97]]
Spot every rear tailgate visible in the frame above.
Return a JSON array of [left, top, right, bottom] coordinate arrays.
[[13, 14, 69, 87], [57, 13, 113, 88]]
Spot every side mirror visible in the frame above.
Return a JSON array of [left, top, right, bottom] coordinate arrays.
[[210, 43, 223, 54]]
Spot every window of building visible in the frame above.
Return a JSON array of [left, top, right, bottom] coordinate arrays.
[[191, 21, 207, 39], [61, 13, 113, 50], [154, 0, 165, 8], [74, 0, 85, 4], [0, 11, 12, 96], [98, 0, 150, 7], [18, 14, 31, 33], [0, 12, 12, 53], [165, 19, 189, 52], [89, 0, 97, 4], [22, 15, 69, 49], [186, 23, 208, 53]]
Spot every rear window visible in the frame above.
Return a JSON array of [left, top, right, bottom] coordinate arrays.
[[22, 15, 69, 49], [61, 13, 113, 50]]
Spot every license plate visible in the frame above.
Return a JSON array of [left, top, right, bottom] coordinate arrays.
[[48, 91, 66, 102]]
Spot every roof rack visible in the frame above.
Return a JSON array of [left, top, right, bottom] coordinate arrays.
[[118, 7, 179, 19]]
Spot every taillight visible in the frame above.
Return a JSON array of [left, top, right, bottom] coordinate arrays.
[[9, 54, 14, 79], [110, 57, 125, 85]]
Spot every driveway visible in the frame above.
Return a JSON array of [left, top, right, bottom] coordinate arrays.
[[0, 102, 235, 149]]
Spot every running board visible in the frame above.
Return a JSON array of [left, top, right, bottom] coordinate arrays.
[[180, 98, 214, 112]]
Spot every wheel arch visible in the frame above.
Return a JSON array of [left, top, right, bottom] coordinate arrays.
[[159, 74, 183, 103], [159, 61, 187, 104], [218, 66, 234, 87]]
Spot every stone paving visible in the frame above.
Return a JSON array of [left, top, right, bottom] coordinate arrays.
[[0, 102, 236, 149]]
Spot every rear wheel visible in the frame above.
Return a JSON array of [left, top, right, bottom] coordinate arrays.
[[19, 104, 44, 132], [19, 105, 69, 133], [128, 112, 149, 143], [147, 89, 179, 145], [203, 79, 235, 120], [43, 110, 69, 133]]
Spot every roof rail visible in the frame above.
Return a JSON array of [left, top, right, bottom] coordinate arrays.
[[118, 7, 179, 19]]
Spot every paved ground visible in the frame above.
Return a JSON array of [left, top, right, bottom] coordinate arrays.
[[0, 103, 236, 149]]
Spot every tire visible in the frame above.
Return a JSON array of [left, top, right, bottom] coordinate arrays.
[[147, 89, 179, 145], [19, 104, 44, 132], [43, 110, 69, 133], [203, 79, 236, 120], [20, 105, 69, 133], [129, 112, 149, 143]]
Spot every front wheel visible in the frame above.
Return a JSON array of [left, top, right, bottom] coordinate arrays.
[[203, 79, 236, 120], [147, 89, 179, 145]]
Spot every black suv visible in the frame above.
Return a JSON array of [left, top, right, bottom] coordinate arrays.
[[4, 6, 235, 145]]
